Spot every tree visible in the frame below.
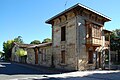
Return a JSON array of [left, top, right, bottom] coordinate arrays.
[[110, 29, 120, 64], [0, 51, 3, 58], [3, 40, 14, 60], [42, 38, 52, 43], [30, 40, 41, 44], [110, 29, 120, 51], [3, 36, 24, 61], [14, 36, 24, 43]]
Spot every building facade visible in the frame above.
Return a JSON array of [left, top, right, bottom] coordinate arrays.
[[11, 42, 33, 63], [11, 3, 111, 71], [27, 42, 52, 67], [12, 42, 52, 67], [46, 3, 111, 70]]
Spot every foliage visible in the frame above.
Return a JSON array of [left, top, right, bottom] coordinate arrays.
[[3, 36, 24, 61], [16, 49, 27, 57], [0, 51, 3, 57], [42, 38, 52, 43], [30, 40, 41, 44], [0, 51, 3, 55], [3, 40, 14, 60], [14, 36, 24, 43], [110, 29, 120, 51]]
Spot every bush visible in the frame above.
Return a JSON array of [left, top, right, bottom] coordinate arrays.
[[16, 49, 27, 57]]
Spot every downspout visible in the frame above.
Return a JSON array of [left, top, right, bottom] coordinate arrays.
[[109, 34, 111, 70]]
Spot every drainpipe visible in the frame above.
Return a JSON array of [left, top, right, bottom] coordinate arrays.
[[108, 35, 111, 70]]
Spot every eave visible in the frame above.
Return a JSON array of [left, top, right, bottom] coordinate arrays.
[[45, 3, 111, 24]]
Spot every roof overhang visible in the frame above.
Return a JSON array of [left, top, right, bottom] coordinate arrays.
[[103, 29, 112, 34], [46, 3, 111, 24], [28, 42, 52, 48]]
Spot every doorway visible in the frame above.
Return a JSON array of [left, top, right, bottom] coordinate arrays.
[[88, 51, 93, 64]]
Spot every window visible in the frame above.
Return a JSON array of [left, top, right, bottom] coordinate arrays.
[[88, 51, 93, 64], [92, 24, 101, 39], [41, 49, 46, 61], [87, 23, 101, 39], [61, 50, 65, 63], [43, 49, 46, 61], [61, 26, 66, 41], [88, 27, 92, 38], [105, 34, 109, 41], [41, 49, 43, 61]]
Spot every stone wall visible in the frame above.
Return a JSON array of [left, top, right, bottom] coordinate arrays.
[[11, 45, 20, 62], [52, 11, 78, 70], [38, 46, 52, 67], [26, 48, 35, 65], [76, 14, 106, 70], [76, 15, 88, 70]]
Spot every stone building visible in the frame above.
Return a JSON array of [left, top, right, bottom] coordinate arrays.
[[27, 42, 52, 67], [11, 3, 111, 71], [12, 42, 52, 67], [45, 3, 111, 70], [11, 42, 34, 63]]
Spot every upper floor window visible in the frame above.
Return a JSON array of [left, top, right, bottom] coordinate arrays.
[[91, 24, 101, 39], [105, 35, 109, 41], [61, 26, 66, 41]]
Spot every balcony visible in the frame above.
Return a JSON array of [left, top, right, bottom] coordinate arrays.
[[86, 22, 102, 47], [86, 37, 101, 47]]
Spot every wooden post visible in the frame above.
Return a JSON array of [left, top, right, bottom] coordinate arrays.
[[34, 47, 38, 64]]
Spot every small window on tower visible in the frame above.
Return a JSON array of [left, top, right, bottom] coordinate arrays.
[[61, 26, 66, 41]]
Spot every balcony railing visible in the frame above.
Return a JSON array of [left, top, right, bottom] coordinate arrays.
[[86, 37, 101, 46]]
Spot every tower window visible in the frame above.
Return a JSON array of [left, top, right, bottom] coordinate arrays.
[[61, 26, 66, 41]]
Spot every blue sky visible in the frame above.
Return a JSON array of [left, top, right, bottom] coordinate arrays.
[[0, 0, 120, 51]]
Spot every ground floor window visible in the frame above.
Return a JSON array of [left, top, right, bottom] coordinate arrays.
[[41, 49, 46, 61], [61, 50, 65, 63]]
